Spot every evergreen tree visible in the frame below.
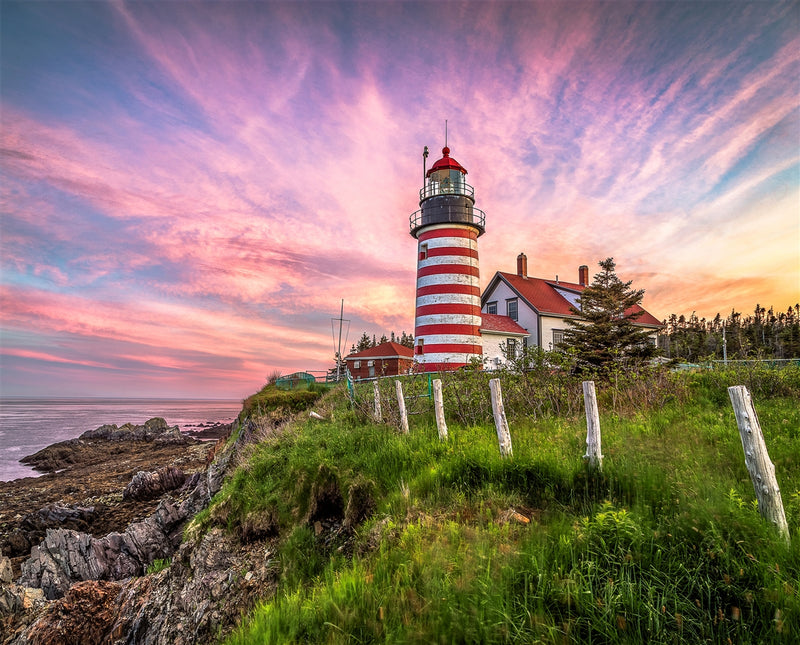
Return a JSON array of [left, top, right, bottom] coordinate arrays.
[[563, 258, 657, 372], [352, 330, 415, 351], [663, 302, 800, 361], [355, 332, 372, 352]]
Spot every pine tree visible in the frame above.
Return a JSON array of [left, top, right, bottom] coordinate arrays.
[[399, 331, 414, 348], [563, 258, 657, 372], [356, 332, 372, 352]]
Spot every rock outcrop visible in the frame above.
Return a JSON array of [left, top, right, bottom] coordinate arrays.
[[3, 414, 299, 644], [123, 466, 186, 501], [19, 467, 213, 600], [104, 528, 278, 644], [78, 417, 188, 444], [20, 418, 192, 475]]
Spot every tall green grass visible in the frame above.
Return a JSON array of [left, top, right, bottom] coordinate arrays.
[[218, 365, 799, 644]]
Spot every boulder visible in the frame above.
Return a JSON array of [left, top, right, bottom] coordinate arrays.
[[78, 418, 189, 444], [22, 505, 95, 534], [1, 554, 13, 584], [123, 467, 186, 501]]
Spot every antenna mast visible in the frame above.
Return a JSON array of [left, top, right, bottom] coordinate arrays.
[[331, 299, 350, 382], [445, 119, 448, 147]]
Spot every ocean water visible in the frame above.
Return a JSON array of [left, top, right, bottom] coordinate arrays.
[[0, 398, 242, 482]]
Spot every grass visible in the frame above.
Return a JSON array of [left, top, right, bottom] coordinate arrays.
[[145, 558, 171, 575], [240, 382, 329, 419], [209, 364, 799, 644]]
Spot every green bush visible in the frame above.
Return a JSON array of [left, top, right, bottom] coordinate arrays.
[[241, 384, 323, 418]]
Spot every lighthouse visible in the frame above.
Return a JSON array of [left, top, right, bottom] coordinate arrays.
[[409, 145, 486, 371]]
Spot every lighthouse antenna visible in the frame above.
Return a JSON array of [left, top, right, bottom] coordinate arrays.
[[445, 119, 448, 147]]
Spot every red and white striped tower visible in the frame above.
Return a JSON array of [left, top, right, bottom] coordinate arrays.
[[409, 145, 486, 371]]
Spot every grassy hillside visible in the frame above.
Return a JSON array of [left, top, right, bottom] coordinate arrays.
[[198, 365, 799, 643]]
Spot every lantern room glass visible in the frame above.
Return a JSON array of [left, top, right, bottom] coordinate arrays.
[[423, 169, 470, 200]]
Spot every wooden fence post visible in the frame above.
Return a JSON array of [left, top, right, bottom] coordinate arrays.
[[373, 380, 382, 422], [489, 378, 513, 457], [728, 385, 789, 542], [582, 381, 603, 469], [395, 380, 409, 434], [432, 378, 448, 440]]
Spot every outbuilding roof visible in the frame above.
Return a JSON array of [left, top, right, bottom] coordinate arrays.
[[345, 341, 414, 360]]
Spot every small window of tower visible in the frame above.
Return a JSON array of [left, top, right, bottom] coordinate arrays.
[[420, 243, 428, 261]]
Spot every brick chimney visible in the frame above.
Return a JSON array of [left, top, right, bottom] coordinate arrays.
[[517, 252, 528, 278], [579, 265, 589, 286]]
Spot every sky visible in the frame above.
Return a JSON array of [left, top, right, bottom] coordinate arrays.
[[1, 1, 798, 399]]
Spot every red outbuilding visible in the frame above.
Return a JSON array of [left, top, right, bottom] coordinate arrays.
[[345, 341, 414, 380]]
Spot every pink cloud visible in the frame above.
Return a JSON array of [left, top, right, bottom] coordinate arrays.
[[2, 2, 797, 396]]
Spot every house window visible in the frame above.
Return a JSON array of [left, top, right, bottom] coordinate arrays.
[[419, 243, 428, 261], [353, 361, 361, 369], [367, 360, 375, 367], [552, 329, 565, 348], [486, 301, 497, 315], [506, 298, 518, 321], [506, 338, 517, 358]]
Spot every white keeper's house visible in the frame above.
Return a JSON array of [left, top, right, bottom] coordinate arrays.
[[479, 252, 663, 368]]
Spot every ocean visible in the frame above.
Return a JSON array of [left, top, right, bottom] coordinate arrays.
[[0, 398, 242, 482]]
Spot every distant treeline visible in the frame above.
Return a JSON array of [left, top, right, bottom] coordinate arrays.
[[349, 331, 415, 354], [347, 304, 800, 365], [662, 304, 800, 361]]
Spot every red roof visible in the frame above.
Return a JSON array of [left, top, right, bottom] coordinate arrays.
[[427, 146, 467, 177], [345, 341, 414, 360], [492, 272, 663, 327], [480, 313, 528, 335]]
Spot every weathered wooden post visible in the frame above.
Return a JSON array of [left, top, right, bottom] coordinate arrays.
[[432, 378, 448, 440], [489, 378, 512, 457], [373, 380, 382, 422], [728, 385, 789, 541], [395, 380, 409, 434], [582, 381, 603, 469]]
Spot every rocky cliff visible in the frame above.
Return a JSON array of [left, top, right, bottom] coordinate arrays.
[[0, 415, 272, 644]]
